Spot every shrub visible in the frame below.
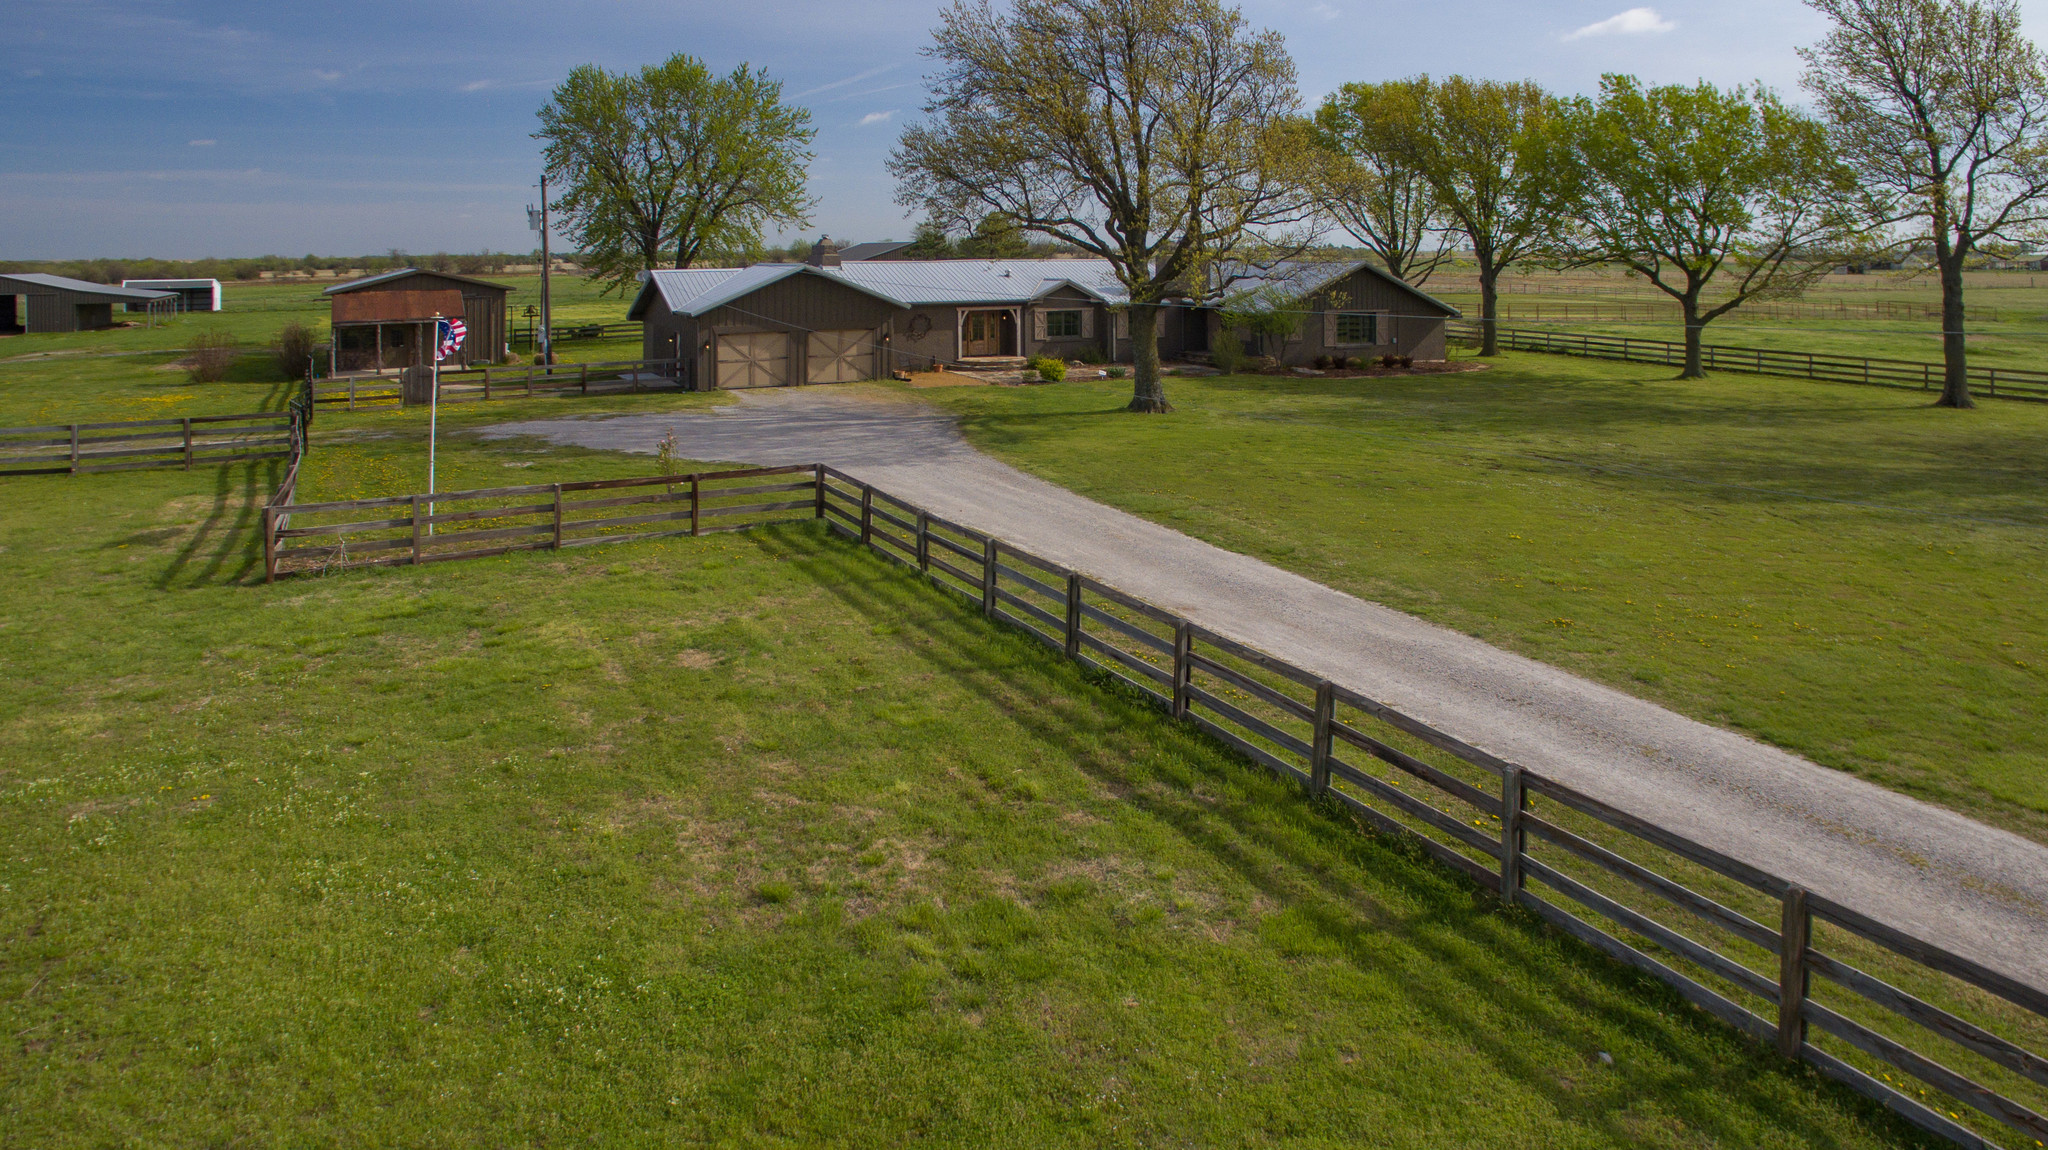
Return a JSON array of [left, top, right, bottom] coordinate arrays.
[[1399, 355, 1414, 368], [1346, 356, 1365, 369], [1313, 354, 1332, 369], [1211, 342, 1245, 374], [1106, 366, 1126, 379], [1076, 346, 1105, 364], [187, 329, 239, 383], [655, 426, 681, 477], [1031, 355, 1066, 382], [272, 322, 317, 379], [1380, 353, 1401, 369]]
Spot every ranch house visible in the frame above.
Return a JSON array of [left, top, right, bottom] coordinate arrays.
[[628, 240, 1457, 389]]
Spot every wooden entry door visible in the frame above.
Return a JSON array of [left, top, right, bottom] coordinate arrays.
[[962, 310, 1007, 357], [716, 331, 791, 388]]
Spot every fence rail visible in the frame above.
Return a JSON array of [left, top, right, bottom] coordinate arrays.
[[261, 463, 812, 580], [309, 358, 683, 411], [1448, 320, 2048, 402], [0, 411, 298, 476], [813, 463, 2048, 1150]]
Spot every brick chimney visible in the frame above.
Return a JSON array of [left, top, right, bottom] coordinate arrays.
[[806, 236, 842, 267]]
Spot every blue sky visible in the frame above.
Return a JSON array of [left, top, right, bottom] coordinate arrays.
[[4, 0, 2043, 259]]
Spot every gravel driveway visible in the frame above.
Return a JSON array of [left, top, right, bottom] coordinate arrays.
[[484, 387, 2048, 990]]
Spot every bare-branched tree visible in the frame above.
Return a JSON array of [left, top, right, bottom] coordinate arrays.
[[1802, 0, 2048, 407], [891, 0, 1316, 412]]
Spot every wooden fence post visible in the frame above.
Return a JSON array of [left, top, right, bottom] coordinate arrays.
[[410, 495, 423, 564], [551, 483, 564, 549], [581, 363, 589, 395], [1310, 681, 1335, 796], [982, 537, 998, 620], [1778, 887, 1811, 1060], [917, 512, 931, 572], [1172, 622, 1192, 719], [1064, 571, 1082, 659], [68, 424, 79, 474], [690, 475, 702, 537], [262, 505, 276, 584], [1500, 767, 1525, 904], [860, 486, 874, 547], [814, 465, 826, 519], [182, 417, 193, 470]]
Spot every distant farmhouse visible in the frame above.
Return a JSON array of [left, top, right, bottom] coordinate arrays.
[[323, 268, 511, 371], [120, 278, 222, 313], [0, 273, 173, 333], [629, 238, 1458, 389]]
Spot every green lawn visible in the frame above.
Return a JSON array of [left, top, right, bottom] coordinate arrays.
[[1434, 268, 2048, 370], [0, 459, 1940, 1147], [909, 355, 2048, 844]]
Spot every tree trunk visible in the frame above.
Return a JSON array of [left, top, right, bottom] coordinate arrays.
[[1477, 258, 1500, 357], [1936, 254, 1973, 409], [1127, 303, 1170, 413], [1681, 301, 1705, 380]]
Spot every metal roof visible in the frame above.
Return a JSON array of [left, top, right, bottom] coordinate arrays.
[[829, 258, 1127, 306], [323, 267, 512, 295], [120, 278, 220, 289], [0, 273, 173, 301], [836, 241, 915, 262], [1219, 259, 1461, 317], [630, 264, 912, 319]]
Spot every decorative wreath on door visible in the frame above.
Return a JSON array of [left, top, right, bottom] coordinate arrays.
[[905, 313, 931, 341]]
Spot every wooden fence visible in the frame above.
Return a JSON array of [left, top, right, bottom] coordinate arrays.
[[811, 464, 2048, 1150], [1449, 320, 2048, 402], [0, 410, 301, 477], [261, 463, 814, 580], [309, 358, 683, 412]]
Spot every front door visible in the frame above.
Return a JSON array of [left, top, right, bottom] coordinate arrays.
[[962, 311, 1007, 357]]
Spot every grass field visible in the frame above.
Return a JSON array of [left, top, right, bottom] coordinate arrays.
[[1431, 268, 2048, 371], [0, 454, 1946, 1147], [912, 356, 2048, 845]]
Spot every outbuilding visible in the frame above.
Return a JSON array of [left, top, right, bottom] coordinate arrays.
[[0, 273, 173, 333], [121, 278, 222, 313], [322, 268, 510, 371]]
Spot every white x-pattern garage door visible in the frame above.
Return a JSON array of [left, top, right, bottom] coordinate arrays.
[[806, 329, 871, 384], [716, 332, 790, 389]]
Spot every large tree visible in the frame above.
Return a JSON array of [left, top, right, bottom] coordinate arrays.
[[536, 54, 815, 294], [892, 0, 1315, 412], [1313, 81, 1452, 285], [1383, 77, 1574, 356], [1802, 0, 2048, 407], [1563, 75, 1865, 378]]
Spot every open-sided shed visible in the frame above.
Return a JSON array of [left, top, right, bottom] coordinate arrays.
[[0, 273, 173, 333], [323, 268, 509, 371], [121, 278, 222, 313]]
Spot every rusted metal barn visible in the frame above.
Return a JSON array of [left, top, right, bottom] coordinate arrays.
[[0, 273, 173, 333], [322, 268, 510, 371]]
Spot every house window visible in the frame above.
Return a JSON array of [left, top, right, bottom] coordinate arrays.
[[1044, 309, 1082, 339], [1335, 312, 1376, 345]]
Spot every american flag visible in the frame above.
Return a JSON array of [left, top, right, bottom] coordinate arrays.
[[436, 317, 468, 361]]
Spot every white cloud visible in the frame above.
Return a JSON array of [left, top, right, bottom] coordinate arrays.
[[798, 65, 895, 99], [859, 110, 896, 125], [1310, 2, 1339, 19], [460, 79, 495, 92], [189, 139, 216, 147], [1564, 7, 1675, 40]]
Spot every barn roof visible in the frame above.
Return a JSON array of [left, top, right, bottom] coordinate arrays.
[[121, 278, 220, 290], [323, 268, 512, 295], [0, 273, 173, 301], [836, 241, 915, 262]]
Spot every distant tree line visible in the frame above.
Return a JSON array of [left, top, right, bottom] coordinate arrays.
[[0, 250, 561, 285]]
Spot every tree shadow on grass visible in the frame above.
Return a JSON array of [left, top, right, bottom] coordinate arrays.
[[153, 459, 275, 589], [754, 523, 1944, 1149]]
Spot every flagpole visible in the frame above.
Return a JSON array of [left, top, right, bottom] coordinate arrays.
[[428, 314, 440, 537]]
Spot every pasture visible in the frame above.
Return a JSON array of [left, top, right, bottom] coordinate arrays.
[[915, 356, 2048, 844]]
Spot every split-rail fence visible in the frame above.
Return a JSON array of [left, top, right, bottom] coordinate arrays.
[[310, 358, 682, 412], [257, 460, 2048, 1148], [1448, 320, 2048, 402]]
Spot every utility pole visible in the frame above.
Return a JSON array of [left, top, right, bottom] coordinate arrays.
[[530, 174, 554, 366]]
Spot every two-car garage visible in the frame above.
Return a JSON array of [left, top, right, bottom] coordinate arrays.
[[712, 328, 877, 388]]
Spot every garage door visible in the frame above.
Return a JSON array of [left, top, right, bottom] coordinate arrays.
[[716, 332, 790, 389], [806, 329, 871, 384]]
